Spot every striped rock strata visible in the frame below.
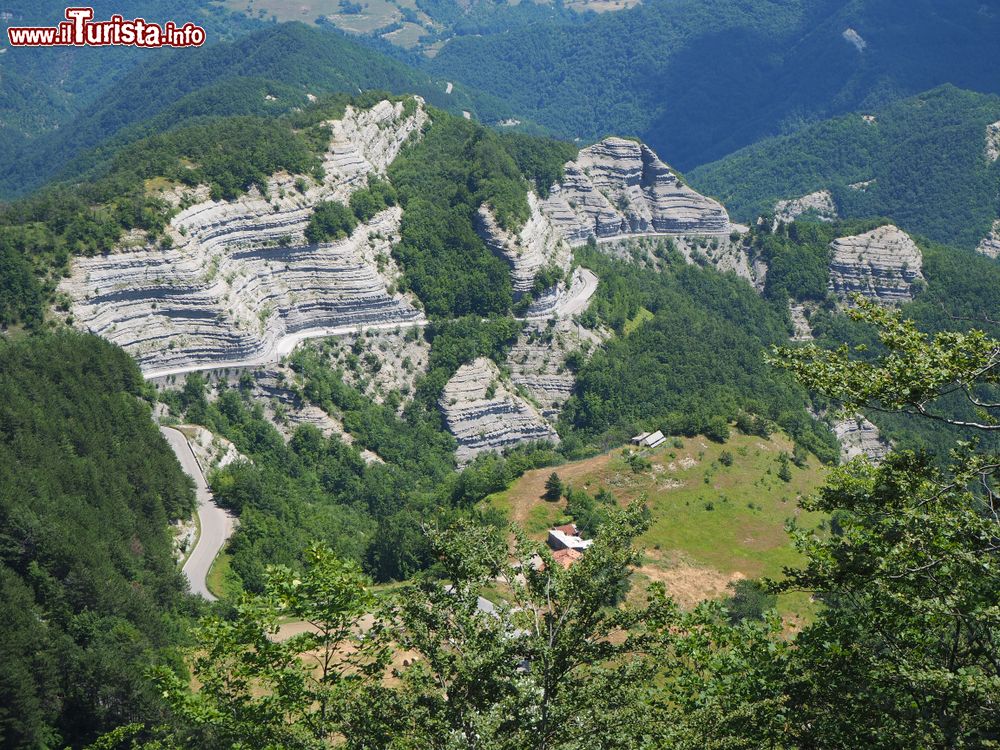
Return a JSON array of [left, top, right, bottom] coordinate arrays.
[[828, 225, 923, 304], [440, 357, 559, 465], [834, 416, 890, 464], [506, 316, 606, 420], [539, 137, 731, 244], [977, 220, 1000, 259], [62, 99, 427, 375], [476, 192, 570, 298]]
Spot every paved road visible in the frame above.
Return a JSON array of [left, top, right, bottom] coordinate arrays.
[[143, 270, 599, 380], [144, 317, 429, 380], [558, 268, 598, 318], [160, 426, 235, 601]]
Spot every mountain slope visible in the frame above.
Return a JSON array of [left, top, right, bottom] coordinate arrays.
[[689, 86, 1000, 249], [423, 0, 1000, 171], [0, 22, 490, 198], [0, 1, 258, 144], [0, 331, 195, 748]]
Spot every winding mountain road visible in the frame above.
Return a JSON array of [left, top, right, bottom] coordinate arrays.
[[160, 426, 235, 601]]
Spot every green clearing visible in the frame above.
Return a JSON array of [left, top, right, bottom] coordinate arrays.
[[206, 549, 243, 600], [622, 306, 654, 336], [487, 431, 828, 623]]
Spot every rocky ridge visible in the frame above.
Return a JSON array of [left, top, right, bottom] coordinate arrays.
[[506, 316, 606, 420], [828, 225, 923, 304], [774, 190, 838, 223], [475, 193, 570, 298], [62, 99, 428, 376], [440, 357, 559, 465], [833, 416, 890, 464], [977, 220, 1000, 259], [539, 137, 732, 244]]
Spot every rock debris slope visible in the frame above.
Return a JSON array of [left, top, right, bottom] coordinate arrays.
[[774, 190, 838, 223], [828, 225, 923, 304], [506, 315, 606, 420], [440, 357, 559, 465], [62, 99, 427, 376], [540, 137, 731, 244]]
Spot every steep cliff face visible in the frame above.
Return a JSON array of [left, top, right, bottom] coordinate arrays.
[[440, 357, 559, 465], [774, 190, 838, 223], [540, 137, 731, 244], [977, 220, 1000, 259], [833, 416, 890, 464], [61, 99, 428, 376], [475, 192, 571, 297], [828, 225, 924, 304], [987, 120, 1000, 163]]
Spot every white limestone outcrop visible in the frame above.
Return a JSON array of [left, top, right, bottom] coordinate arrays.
[[828, 225, 923, 304], [440, 357, 559, 465], [977, 220, 1000, 259], [176, 424, 247, 472], [834, 416, 890, 464], [789, 302, 814, 341], [62, 99, 428, 376], [540, 137, 731, 245], [506, 316, 605, 420], [986, 120, 1000, 163], [774, 190, 838, 223], [476, 192, 571, 298]]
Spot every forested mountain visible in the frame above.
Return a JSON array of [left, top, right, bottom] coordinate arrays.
[[0, 1, 258, 145], [423, 0, 1000, 170], [2, 7, 1000, 748], [689, 86, 1000, 249], [0, 332, 196, 748], [0, 21, 496, 198]]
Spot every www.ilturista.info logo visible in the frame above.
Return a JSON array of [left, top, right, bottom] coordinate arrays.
[[6, 7, 206, 47]]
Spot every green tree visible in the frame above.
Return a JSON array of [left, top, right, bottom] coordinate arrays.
[[351, 505, 681, 750], [149, 544, 380, 749], [543, 471, 563, 501], [767, 299, 1000, 747], [305, 200, 357, 244]]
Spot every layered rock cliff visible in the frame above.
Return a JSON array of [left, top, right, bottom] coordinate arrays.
[[977, 220, 1000, 259], [540, 137, 731, 244], [833, 416, 890, 464], [475, 192, 571, 298], [440, 357, 559, 465], [62, 99, 428, 376], [828, 225, 923, 304]]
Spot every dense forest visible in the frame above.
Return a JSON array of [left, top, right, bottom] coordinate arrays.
[[0, 332, 196, 748], [565, 241, 840, 461], [388, 111, 576, 317], [423, 0, 1000, 170], [0, 0, 259, 147], [690, 86, 1000, 249]]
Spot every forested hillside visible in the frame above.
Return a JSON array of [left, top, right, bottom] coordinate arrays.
[[0, 332, 195, 748], [0, 22, 493, 199], [0, 1, 258, 147], [423, 0, 1000, 170], [690, 86, 1000, 248], [565, 242, 839, 462]]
